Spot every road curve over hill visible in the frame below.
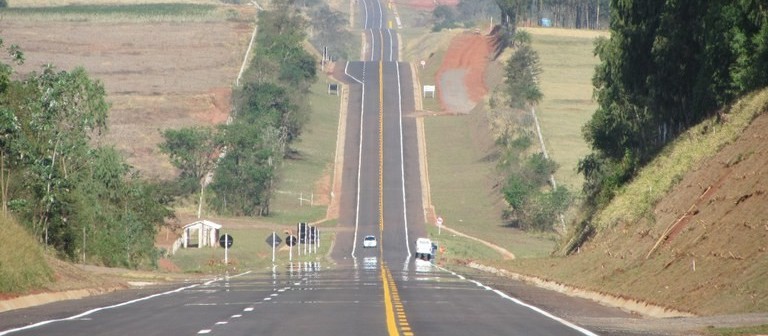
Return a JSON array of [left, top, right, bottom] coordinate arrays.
[[0, 1, 650, 336]]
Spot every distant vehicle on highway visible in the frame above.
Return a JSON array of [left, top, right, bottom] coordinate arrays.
[[415, 237, 434, 261], [363, 235, 377, 248]]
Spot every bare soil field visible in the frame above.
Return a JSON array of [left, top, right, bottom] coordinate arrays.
[[1, 14, 254, 179], [435, 31, 490, 113], [397, 0, 458, 10]]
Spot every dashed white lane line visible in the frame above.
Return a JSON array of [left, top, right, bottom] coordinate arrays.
[[264, 297, 272, 301], [270, 293, 279, 297], [215, 322, 228, 325], [231, 314, 242, 318], [197, 330, 211, 334], [244, 307, 254, 312]]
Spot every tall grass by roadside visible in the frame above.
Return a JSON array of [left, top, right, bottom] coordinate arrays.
[[0, 3, 232, 22], [595, 88, 768, 229], [0, 215, 53, 293]]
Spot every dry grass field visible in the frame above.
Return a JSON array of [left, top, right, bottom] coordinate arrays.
[[0, 5, 255, 179]]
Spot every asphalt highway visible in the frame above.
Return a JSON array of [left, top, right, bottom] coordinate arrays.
[[0, 1, 614, 335]]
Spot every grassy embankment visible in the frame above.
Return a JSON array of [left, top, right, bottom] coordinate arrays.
[[0, 216, 53, 294], [502, 89, 768, 316], [400, 23, 604, 259]]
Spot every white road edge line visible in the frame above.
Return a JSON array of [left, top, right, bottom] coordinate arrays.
[[0, 283, 202, 336], [351, 61, 367, 261], [395, 62, 411, 258], [434, 265, 597, 336]]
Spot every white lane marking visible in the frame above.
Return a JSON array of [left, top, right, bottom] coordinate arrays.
[[351, 61, 368, 260], [197, 330, 211, 334], [434, 265, 597, 336], [0, 283, 202, 336], [270, 293, 279, 297], [361, 0, 369, 29], [387, 29, 395, 62], [231, 314, 242, 318], [264, 297, 272, 301], [345, 61, 364, 84], [375, 0, 384, 29], [394, 61, 411, 258], [244, 307, 254, 312], [369, 29, 376, 61], [215, 322, 228, 325]]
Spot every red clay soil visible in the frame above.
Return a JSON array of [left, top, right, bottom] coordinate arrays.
[[436, 32, 492, 109]]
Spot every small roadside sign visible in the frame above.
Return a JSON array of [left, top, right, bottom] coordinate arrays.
[[286, 235, 297, 246], [219, 234, 233, 248], [266, 233, 282, 247]]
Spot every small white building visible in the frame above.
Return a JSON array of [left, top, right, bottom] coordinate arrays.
[[181, 220, 222, 248]]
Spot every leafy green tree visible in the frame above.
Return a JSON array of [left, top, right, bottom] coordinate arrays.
[[10, 65, 109, 246], [0, 38, 24, 216], [432, 5, 459, 31], [209, 123, 279, 216], [309, 4, 354, 60], [505, 44, 542, 108], [159, 126, 217, 193], [70, 147, 171, 267]]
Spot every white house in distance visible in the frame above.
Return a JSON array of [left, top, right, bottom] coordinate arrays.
[[181, 220, 222, 248]]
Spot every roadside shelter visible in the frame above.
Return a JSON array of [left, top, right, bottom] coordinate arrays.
[[181, 220, 222, 248]]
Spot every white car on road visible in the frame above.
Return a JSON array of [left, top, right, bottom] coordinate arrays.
[[362, 235, 377, 248]]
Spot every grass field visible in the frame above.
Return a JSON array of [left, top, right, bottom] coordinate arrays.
[[0, 3, 237, 22], [423, 114, 557, 258], [521, 27, 608, 190]]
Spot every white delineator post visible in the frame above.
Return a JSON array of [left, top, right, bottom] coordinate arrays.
[[224, 234, 229, 265], [271, 232, 276, 263]]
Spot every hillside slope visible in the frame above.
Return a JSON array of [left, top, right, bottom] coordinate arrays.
[[508, 89, 768, 315], [0, 216, 53, 295]]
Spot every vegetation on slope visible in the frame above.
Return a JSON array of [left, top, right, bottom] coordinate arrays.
[[516, 89, 768, 315], [0, 38, 172, 269], [160, 0, 318, 216], [0, 215, 53, 293], [579, 1, 768, 217]]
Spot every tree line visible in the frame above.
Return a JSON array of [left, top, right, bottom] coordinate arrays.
[[161, 0, 317, 217], [579, 1, 768, 213]]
